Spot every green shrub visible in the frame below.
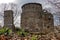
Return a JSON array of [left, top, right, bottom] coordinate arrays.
[[0, 27, 12, 35], [16, 28, 29, 37], [31, 35, 37, 40]]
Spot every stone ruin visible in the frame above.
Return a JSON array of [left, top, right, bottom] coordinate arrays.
[[4, 10, 15, 31], [21, 3, 54, 34]]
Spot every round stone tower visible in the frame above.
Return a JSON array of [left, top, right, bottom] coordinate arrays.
[[21, 3, 43, 33]]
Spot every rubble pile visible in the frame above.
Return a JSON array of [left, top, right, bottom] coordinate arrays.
[[0, 27, 60, 40]]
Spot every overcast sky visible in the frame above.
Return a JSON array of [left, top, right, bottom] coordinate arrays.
[[0, 0, 60, 27]]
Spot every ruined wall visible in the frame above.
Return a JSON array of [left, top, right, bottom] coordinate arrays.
[[4, 10, 15, 30], [21, 3, 54, 33], [41, 11, 54, 34]]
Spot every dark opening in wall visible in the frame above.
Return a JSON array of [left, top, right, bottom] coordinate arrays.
[[48, 16, 51, 20], [5, 16, 7, 17], [36, 28, 39, 31], [47, 26, 50, 28], [48, 18, 51, 20]]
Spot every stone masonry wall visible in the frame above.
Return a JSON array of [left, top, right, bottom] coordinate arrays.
[[21, 3, 54, 33]]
